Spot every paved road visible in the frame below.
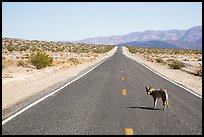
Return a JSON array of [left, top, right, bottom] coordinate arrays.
[[2, 47, 202, 135]]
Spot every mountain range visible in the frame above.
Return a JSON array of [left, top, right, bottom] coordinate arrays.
[[73, 26, 202, 50]]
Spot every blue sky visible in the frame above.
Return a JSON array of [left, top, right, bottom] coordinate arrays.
[[2, 2, 202, 41]]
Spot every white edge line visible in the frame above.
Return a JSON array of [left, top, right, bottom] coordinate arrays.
[[2, 55, 111, 125], [123, 50, 202, 99]]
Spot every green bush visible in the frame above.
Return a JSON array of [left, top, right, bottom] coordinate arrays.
[[7, 42, 15, 52], [127, 46, 138, 53], [168, 60, 185, 69], [19, 46, 29, 51], [68, 58, 81, 65], [155, 57, 164, 64], [30, 51, 53, 69]]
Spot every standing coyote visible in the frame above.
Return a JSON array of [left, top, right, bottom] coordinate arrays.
[[145, 86, 170, 110]]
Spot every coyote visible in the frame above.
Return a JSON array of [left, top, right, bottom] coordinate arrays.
[[145, 86, 170, 110]]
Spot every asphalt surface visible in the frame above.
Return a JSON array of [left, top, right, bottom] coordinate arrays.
[[2, 47, 202, 135]]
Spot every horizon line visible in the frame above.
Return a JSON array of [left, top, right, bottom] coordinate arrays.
[[2, 25, 202, 42]]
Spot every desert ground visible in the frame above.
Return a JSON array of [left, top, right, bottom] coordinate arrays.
[[2, 38, 117, 110], [123, 46, 202, 96], [2, 47, 117, 110]]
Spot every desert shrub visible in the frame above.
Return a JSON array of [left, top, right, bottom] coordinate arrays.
[[17, 60, 28, 67], [168, 60, 185, 69], [19, 45, 29, 51], [30, 51, 53, 69], [191, 50, 202, 54], [165, 59, 175, 65], [30, 47, 37, 51], [55, 47, 63, 52], [68, 58, 81, 65], [7, 42, 15, 52], [146, 56, 154, 62], [194, 63, 202, 76], [127, 46, 138, 53], [22, 53, 30, 59], [155, 57, 164, 64]]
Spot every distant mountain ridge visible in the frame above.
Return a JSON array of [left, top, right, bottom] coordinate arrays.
[[73, 26, 202, 50], [118, 40, 179, 49]]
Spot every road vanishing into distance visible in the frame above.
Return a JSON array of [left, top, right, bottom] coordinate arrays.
[[2, 47, 202, 135]]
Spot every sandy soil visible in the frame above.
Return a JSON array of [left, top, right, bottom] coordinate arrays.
[[122, 46, 202, 97], [2, 47, 118, 110]]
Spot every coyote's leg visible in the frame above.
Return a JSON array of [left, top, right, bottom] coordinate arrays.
[[153, 97, 157, 108], [166, 100, 170, 110], [162, 95, 170, 110]]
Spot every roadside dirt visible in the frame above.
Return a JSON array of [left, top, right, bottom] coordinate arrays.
[[2, 47, 118, 110], [122, 46, 202, 96]]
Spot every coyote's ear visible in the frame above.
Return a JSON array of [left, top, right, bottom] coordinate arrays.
[[145, 86, 147, 89], [149, 85, 152, 89]]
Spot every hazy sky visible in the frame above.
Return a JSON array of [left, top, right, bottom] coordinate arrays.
[[2, 2, 202, 41]]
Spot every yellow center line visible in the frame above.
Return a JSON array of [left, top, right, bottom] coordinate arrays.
[[122, 89, 126, 96], [121, 70, 123, 73], [125, 128, 134, 135], [122, 77, 125, 80]]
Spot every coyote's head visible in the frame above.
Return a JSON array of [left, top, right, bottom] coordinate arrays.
[[145, 86, 153, 95]]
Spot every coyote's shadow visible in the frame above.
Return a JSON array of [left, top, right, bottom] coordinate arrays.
[[127, 106, 162, 110]]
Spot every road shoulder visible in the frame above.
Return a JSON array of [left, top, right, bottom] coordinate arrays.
[[2, 47, 118, 120], [122, 46, 202, 97]]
